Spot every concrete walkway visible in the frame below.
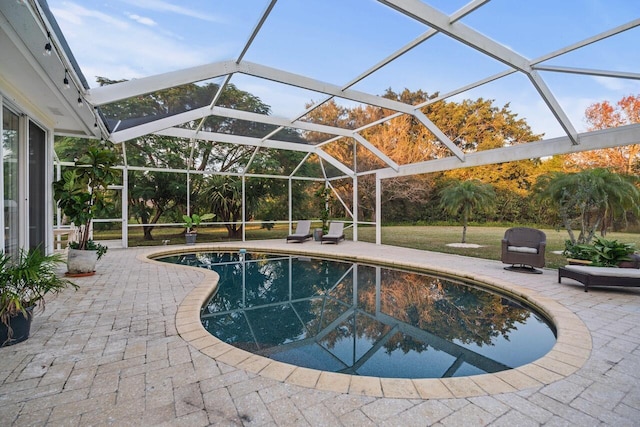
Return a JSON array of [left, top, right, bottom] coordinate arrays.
[[1, 241, 639, 426]]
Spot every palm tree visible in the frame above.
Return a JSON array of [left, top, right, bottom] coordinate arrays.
[[438, 180, 496, 243], [535, 168, 640, 244], [201, 176, 243, 239], [201, 175, 271, 239]]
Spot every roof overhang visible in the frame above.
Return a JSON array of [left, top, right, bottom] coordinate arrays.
[[0, 0, 102, 138]]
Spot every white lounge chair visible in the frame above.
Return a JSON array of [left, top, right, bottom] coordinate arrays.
[[286, 220, 312, 243], [321, 221, 345, 244]]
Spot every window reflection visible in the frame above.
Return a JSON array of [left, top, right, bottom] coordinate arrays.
[[160, 252, 557, 379], [2, 107, 19, 258]]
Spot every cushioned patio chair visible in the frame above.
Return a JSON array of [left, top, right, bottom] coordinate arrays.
[[321, 221, 345, 244], [286, 220, 312, 243], [501, 227, 546, 274]]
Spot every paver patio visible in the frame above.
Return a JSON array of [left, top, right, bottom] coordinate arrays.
[[1, 240, 638, 426]]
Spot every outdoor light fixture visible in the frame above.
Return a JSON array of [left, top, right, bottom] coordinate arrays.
[[77, 91, 83, 108], [63, 70, 70, 89], [43, 32, 52, 56]]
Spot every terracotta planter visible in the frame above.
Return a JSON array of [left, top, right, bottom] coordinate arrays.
[[0, 307, 33, 347], [67, 248, 99, 275]]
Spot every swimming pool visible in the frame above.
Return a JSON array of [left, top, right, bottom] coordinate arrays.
[[158, 251, 557, 379]]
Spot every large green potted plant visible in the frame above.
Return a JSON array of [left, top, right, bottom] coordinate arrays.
[[0, 249, 77, 346], [564, 236, 636, 267], [182, 213, 214, 245], [53, 146, 117, 275]]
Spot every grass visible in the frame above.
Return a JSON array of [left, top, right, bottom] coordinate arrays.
[[91, 223, 640, 270]]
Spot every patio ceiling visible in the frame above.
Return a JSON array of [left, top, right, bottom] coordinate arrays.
[[8, 0, 640, 178]]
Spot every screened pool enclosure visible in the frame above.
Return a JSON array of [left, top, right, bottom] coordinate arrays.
[[1, 1, 639, 252]]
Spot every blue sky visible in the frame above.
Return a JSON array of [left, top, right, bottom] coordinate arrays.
[[48, 0, 640, 138]]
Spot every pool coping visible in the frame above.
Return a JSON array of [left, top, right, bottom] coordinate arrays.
[[140, 243, 592, 399]]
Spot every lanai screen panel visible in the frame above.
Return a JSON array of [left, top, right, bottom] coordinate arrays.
[[100, 77, 225, 133]]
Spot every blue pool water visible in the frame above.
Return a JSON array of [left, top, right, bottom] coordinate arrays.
[[158, 251, 556, 379]]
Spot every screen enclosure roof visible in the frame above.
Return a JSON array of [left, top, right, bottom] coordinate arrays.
[[7, 0, 640, 179]]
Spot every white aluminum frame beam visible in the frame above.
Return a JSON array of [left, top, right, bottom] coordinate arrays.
[[352, 134, 399, 171], [156, 127, 354, 177], [112, 104, 354, 143], [379, 0, 532, 72], [528, 70, 578, 144], [533, 66, 640, 81], [415, 17, 640, 109], [110, 105, 213, 143], [91, 60, 463, 158], [531, 18, 640, 66], [377, 0, 579, 144], [377, 124, 640, 179], [236, 0, 278, 63], [86, 62, 235, 106], [157, 127, 315, 153], [110, 95, 429, 170]]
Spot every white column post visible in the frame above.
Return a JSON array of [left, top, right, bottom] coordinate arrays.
[[352, 142, 358, 242], [288, 177, 292, 234], [121, 157, 128, 248], [242, 175, 246, 241], [376, 174, 381, 245]]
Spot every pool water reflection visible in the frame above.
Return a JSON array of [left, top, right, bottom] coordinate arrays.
[[158, 251, 556, 379]]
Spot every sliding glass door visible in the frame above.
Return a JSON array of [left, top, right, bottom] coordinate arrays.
[[29, 120, 46, 251], [1, 106, 48, 256]]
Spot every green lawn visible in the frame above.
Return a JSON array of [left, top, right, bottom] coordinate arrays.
[[93, 223, 640, 270]]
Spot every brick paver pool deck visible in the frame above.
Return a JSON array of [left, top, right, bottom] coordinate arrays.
[[1, 240, 638, 426]]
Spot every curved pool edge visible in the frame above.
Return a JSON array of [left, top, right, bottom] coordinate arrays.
[[140, 242, 592, 399]]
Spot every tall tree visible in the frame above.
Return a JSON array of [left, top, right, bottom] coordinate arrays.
[[438, 180, 496, 243], [567, 94, 640, 174], [303, 90, 542, 223], [534, 168, 640, 244], [89, 78, 293, 239]]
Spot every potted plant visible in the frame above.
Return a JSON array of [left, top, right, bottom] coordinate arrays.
[[53, 146, 117, 275], [0, 249, 77, 346], [589, 236, 636, 267], [564, 237, 636, 267], [182, 213, 214, 245]]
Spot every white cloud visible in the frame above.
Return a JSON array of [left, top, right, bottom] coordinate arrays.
[[119, 0, 222, 23], [592, 75, 627, 92], [127, 13, 157, 27], [53, 2, 129, 30], [50, 2, 221, 85], [592, 75, 640, 94]]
